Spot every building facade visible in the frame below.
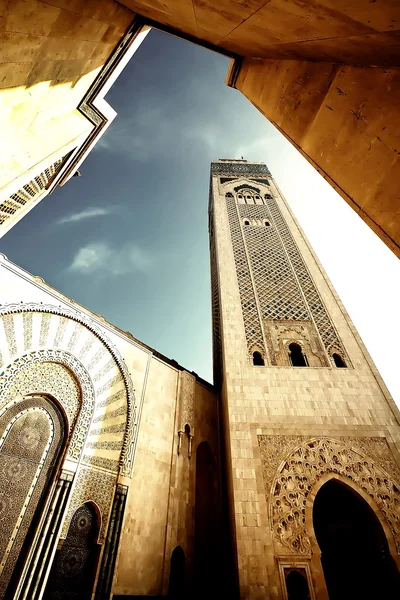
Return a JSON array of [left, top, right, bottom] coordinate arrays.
[[0, 256, 221, 600], [0, 158, 399, 599], [209, 159, 400, 599]]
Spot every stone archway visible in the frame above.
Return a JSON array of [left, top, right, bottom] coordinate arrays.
[[270, 438, 400, 558], [312, 478, 399, 599]]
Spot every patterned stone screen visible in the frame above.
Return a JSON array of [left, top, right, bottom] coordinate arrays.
[[212, 161, 348, 366]]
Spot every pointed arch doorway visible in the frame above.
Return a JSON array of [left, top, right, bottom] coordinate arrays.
[[0, 394, 67, 599], [312, 479, 399, 600]]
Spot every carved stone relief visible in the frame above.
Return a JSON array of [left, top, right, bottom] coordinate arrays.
[[258, 436, 400, 556], [265, 319, 326, 367], [0, 304, 137, 476]]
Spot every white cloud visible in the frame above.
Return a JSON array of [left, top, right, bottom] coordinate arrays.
[[68, 242, 153, 276], [57, 207, 113, 225]]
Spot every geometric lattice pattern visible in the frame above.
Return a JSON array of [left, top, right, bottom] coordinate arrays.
[[209, 196, 223, 387], [265, 196, 347, 359], [240, 203, 309, 322], [225, 197, 266, 356], [0, 157, 65, 226], [224, 172, 348, 365]]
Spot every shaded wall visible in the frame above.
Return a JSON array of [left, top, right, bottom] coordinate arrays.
[[113, 370, 221, 598], [235, 58, 400, 257]]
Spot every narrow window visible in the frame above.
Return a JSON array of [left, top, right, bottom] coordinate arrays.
[[244, 220, 250, 226], [289, 343, 307, 367], [332, 353, 346, 368], [253, 351, 264, 366]]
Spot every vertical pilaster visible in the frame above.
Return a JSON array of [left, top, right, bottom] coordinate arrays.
[[95, 484, 128, 600], [15, 469, 74, 600]]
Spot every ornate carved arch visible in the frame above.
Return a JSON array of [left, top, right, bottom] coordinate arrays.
[[0, 303, 136, 475], [0, 350, 93, 461], [270, 437, 400, 556]]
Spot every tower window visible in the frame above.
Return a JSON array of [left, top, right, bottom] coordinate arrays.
[[332, 353, 346, 368], [288, 343, 308, 367], [252, 351, 264, 366]]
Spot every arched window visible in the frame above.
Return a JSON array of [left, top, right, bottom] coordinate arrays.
[[332, 353, 346, 368], [252, 351, 264, 366], [168, 546, 185, 599], [225, 192, 233, 198], [288, 343, 308, 367], [265, 193, 272, 200], [244, 220, 250, 226]]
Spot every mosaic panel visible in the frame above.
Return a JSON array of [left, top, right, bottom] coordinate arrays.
[[45, 503, 99, 599], [0, 396, 65, 597], [0, 304, 137, 477], [91, 405, 126, 424], [62, 467, 117, 542]]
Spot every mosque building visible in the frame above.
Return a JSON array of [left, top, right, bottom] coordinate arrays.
[[0, 160, 399, 599]]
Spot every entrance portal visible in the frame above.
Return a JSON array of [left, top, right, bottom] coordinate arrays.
[[313, 479, 399, 599]]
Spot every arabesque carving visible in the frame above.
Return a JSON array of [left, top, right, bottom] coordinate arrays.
[[261, 437, 400, 556]]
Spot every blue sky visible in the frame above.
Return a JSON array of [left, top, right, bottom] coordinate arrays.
[[1, 29, 399, 403]]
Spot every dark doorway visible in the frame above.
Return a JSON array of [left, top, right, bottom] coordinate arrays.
[[288, 343, 307, 367], [44, 502, 100, 600], [285, 568, 311, 600], [168, 546, 185, 599], [193, 442, 219, 599], [313, 479, 399, 600]]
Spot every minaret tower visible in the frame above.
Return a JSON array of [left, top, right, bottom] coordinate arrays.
[[209, 159, 400, 600]]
